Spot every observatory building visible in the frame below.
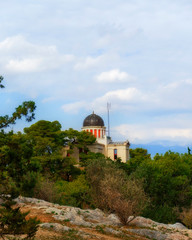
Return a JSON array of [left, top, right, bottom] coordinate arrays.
[[82, 112, 130, 163]]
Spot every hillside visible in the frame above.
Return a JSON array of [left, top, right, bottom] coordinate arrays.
[[8, 196, 192, 240]]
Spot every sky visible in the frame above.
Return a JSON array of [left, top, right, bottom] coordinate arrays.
[[1, 0, 192, 154]]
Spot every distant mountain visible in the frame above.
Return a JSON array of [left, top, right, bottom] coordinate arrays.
[[131, 143, 189, 158]]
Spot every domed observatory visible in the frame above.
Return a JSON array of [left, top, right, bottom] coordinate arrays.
[[82, 111, 130, 162], [82, 112, 109, 145]]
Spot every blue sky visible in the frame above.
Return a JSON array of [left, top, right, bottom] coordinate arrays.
[[1, 0, 192, 154]]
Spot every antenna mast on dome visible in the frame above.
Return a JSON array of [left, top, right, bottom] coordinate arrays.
[[107, 102, 111, 137]]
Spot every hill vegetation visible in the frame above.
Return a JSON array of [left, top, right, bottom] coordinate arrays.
[[1, 76, 192, 238], [1, 119, 192, 227]]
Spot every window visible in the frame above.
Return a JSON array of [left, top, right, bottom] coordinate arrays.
[[98, 129, 101, 138], [94, 129, 97, 138], [114, 149, 117, 160]]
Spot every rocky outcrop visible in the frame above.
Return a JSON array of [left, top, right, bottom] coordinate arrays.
[[14, 196, 192, 240]]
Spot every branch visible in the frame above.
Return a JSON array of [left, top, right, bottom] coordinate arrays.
[[0, 76, 4, 88], [0, 101, 36, 129]]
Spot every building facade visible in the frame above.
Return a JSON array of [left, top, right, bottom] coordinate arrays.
[[82, 112, 130, 163]]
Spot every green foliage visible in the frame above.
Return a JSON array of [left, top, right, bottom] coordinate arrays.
[[127, 148, 151, 174], [0, 76, 4, 88], [63, 128, 96, 152], [0, 101, 36, 128], [24, 120, 65, 155], [0, 76, 39, 238], [0, 197, 40, 239], [56, 174, 91, 207], [23, 121, 80, 180], [79, 152, 105, 166], [132, 150, 192, 223], [142, 204, 178, 223]]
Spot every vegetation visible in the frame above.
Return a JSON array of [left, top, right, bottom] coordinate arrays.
[[2, 76, 192, 229], [0, 76, 39, 239], [179, 205, 192, 229], [86, 158, 148, 225], [0, 197, 40, 239]]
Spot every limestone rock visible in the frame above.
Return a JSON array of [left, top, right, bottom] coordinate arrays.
[[14, 197, 192, 240], [167, 222, 187, 230], [127, 228, 167, 240], [40, 223, 71, 232]]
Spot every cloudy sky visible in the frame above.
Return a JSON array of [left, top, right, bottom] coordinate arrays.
[[1, 0, 192, 152]]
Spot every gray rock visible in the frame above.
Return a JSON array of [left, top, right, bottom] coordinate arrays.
[[106, 213, 121, 226], [72, 215, 93, 227], [127, 228, 167, 240], [15, 196, 53, 207], [167, 222, 187, 230], [104, 227, 120, 235], [53, 207, 93, 227], [40, 223, 71, 232], [45, 207, 64, 215]]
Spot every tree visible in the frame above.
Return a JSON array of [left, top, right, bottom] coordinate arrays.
[[0, 101, 36, 129], [0, 77, 37, 193], [133, 151, 192, 223], [127, 148, 151, 173], [63, 128, 96, 152], [0, 76, 39, 239], [23, 121, 83, 181], [0, 76, 4, 88]]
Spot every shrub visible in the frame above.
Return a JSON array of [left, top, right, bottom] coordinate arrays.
[[86, 158, 148, 225], [100, 174, 148, 225], [0, 197, 40, 239], [56, 174, 91, 208], [142, 204, 178, 224], [180, 205, 192, 228], [33, 177, 61, 203]]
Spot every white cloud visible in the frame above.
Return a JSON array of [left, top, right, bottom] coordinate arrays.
[[5, 58, 43, 73], [93, 88, 143, 106], [114, 123, 192, 145], [61, 87, 144, 114], [62, 101, 87, 114], [74, 56, 104, 70], [0, 36, 75, 73], [95, 69, 135, 83]]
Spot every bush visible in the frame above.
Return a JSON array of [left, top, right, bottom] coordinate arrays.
[[142, 204, 178, 224], [86, 158, 148, 225], [0, 197, 40, 239], [180, 205, 192, 228], [33, 177, 61, 203], [56, 174, 91, 208]]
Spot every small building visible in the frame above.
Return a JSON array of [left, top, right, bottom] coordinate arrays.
[[82, 112, 130, 162]]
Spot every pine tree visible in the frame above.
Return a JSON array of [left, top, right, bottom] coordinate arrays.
[[0, 76, 39, 239]]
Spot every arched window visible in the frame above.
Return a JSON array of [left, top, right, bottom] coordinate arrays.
[[94, 129, 97, 138], [98, 129, 101, 138]]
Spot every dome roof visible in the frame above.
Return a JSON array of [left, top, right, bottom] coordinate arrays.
[[83, 112, 104, 127]]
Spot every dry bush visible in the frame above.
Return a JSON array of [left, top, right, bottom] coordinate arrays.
[[86, 159, 148, 225], [33, 178, 61, 203], [180, 205, 192, 228], [100, 174, 148, 225]]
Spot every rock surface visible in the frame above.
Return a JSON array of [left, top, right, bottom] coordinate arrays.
[[13, 196, 192, 240]]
